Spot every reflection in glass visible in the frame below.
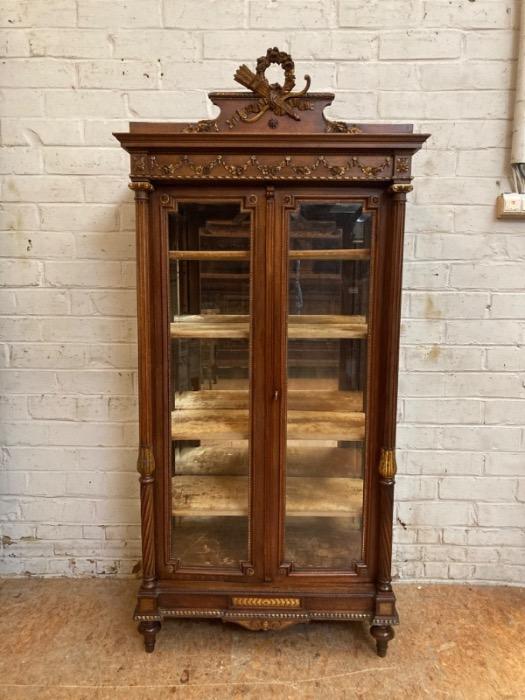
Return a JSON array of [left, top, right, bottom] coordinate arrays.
[[168, 202, 251, 568], [285, 202, 371, 569]]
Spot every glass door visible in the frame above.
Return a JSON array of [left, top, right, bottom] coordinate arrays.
[[166, 195, 259, 573], [281, 196, 373, 572]]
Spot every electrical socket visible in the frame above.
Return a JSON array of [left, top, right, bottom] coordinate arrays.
[[496, 193, 525, 219]]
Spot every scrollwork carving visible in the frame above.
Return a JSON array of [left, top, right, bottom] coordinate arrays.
[[182, 119, 219, 134], [325, 121, 362, 134], [389, 183, 413, 194], [232, 619, 301, 632]]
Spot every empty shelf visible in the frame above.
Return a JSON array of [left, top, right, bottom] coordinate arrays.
[[172, 475, 363, 519], [170, 314, 367, 340], [174, 444, 363, 478], [289, 249, 370, 260], [175, 389, 363, 412], [171, 408, 365, 441], [169, 251, 249, 261]]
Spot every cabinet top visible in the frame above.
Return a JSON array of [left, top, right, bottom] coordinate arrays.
[[115, 49, 428, 184], [115, 47, 428, 148]]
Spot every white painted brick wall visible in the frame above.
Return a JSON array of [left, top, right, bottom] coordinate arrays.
[[1, 0, 524, 583]]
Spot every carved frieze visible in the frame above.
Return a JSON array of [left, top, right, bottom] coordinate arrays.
[[132, 153, 393, 181]]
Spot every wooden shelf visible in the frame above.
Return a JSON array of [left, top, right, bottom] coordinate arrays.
[[169, 249, 369, 261], [174, 444, 363, 478], [169, 251, 249, 261], [289, 249, 370, 260], [171, 314, 367, 340], [175, 389, 363, 412], [171, 406, 365, 442], [172, 475, 363, 519]]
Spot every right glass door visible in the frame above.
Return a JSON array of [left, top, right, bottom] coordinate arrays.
[[283, 198, 371, 571]]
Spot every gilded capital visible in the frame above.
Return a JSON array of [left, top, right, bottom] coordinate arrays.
[[379, 449, 397, 479], [137, 446, 155, 477], [129, 181, 153, 192], [389, 183, 413, 194]]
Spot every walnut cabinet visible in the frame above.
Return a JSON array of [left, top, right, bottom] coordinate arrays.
[[115, 49, 428, 656]]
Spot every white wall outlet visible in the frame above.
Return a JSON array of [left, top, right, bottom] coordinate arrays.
[[496, 193, 525, 219]]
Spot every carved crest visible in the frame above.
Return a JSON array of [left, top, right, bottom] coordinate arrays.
[[233, 47, 312, 124]]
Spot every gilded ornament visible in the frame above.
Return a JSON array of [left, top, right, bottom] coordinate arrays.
[[395, 156, 410, 174], [326, 121, 362, 134], [137, 446, 155, 477], [390, 183, 413, 193], [147, 153, 393, 181], [232, 597, 301, 608], [378, 449, 397, 479], [350, 157, 392, 178], [232, 47, 312, 124], [128, 181, 153, 191], [131, 154, 147, 174], [182, 119, 219, 134]]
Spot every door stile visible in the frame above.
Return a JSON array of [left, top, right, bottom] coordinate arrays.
[[248, 188, 268, 581], [271, 189, 291, 579]]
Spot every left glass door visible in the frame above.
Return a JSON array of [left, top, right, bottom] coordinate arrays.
[[167, 198, 254, 570]]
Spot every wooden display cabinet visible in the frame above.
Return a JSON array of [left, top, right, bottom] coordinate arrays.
[[115, 48, 428, 656]]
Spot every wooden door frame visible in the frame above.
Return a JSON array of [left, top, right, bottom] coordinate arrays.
[[149, 184, 268, 583]]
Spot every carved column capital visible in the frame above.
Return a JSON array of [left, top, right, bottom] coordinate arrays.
[[389, 182, 413, 197], [137, 445, 155, 478], [129, 181, 154, 199], [378, 448, 397, 480]]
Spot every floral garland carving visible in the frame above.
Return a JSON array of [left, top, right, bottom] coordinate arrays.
[[146, 154, 392, 180], [350, 157, 392, 178]]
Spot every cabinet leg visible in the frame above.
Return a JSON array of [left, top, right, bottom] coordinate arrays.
[[370, 624, 394, 658], [138, 621, 161, 653]]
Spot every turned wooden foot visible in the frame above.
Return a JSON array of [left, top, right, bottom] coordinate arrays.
[[138, 621, 161, 653], [370, 624, 394, 657]]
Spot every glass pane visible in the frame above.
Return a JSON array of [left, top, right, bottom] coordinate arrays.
[[168, 202, 251, 568], [284, 202, 371, 570]]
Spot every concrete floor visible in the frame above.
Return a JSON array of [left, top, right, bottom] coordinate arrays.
[[0, 580, 523, 699]]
